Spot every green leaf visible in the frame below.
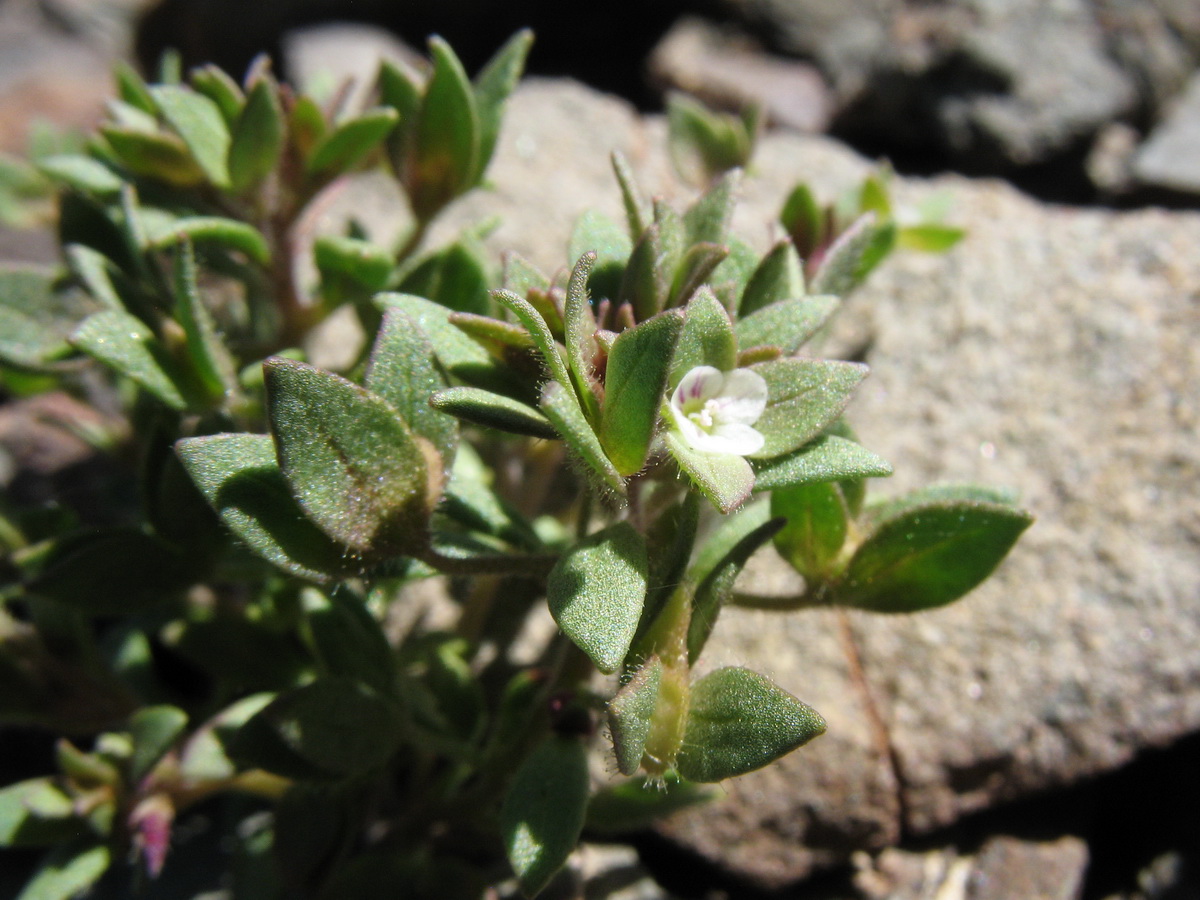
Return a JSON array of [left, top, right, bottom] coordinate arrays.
[[439, 447, 540, 551], [611, 150, 650, 239], [739, 239, 805, 316], [471, 29, 533, 184], [36, 155, 123, 196], [0, 779, 77, 848], [780, 182, 824, 258], [150, 85, 232, 187], [229, 75, 284, 190], [70, 309, 189, 409], [600, 310, 683, 476], [751, 358, 868, 459], [865, 484, 1020, 524], [736, 295, 838, 356], [619, 221, 671, 322], [190, 64, 245, 124], [0, 267, 97, 369], [306, 107, 399, 176], [265, 358, 440, 559], [683, 168, 740, 246], [670, 241, 729, 308], [26, 528, 189, 615], [315, 235, 394, 292], [178, 694, 273, 784], [569, 212, 627, 307], [289, 94, 326, 160], [751, 434, 892, 493], [376, 294, 529, 399], [838, 499, 1033, 613], [128, 705, 188, 781], [667, 92, 746, 186], [772, 482, 849, 580], [301, 588, 397, 697], [562, 252, 601, 421], [663, 430, 755, 514], [364, 306, 458, 464], [607, 656, 662, 775], [16, 838, 110, 900], [100, 125, 206, 186], [114, 60, 156, 115], [176, 432, 358, 579], [540, 381, 625, 498], [501, 736, 589, 898], [235, 678, 404, 779], [810, 213, 897, 296], [670, 287, 736, 386], [406, 38, 479, 220], [585, 776, 714, 835], [430, 386, 556, 439], [898, 223, 965, 253], [502, 252, 551, 296], [676, 668, 825, 782], [494, 288, 573, 391], [548, 523, 648, 674], [687, 505, 784, 663], [401, 239, 492, 315], [146, 215, 269, 264], [172, 242, 237, 402]]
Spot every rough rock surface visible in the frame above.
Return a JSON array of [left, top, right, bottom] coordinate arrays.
[[719, 0, 1143, 170], [443, 80, 1200, 888], [1133, 70, 1200, 196]]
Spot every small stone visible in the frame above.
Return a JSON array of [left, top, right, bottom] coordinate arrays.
[[1133, 70, 1200, 197]]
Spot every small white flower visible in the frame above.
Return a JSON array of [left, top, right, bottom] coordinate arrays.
[[667, 365, 768, 456]]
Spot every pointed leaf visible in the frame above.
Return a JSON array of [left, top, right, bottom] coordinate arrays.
[[548, 522, 647, 674], [176, 432, 358, 579], [128, 705, 188, 782], [406, 38, 479, 220], [611, 150, 650, 238], [600, 310, 683, 475], [190, 64, 244, 124], [736, 295, 838, 356], [301, 588, 397, 697], [569, 212, 628, 307], [618, 222, 671, 322], [471, 29, 532, 183], [751, 434, 892, 493], [229, 76, 284, 190], [430, 387, 556, 439], [150, 85, 231, 187], [365, 306, 458, 463], [683, 168, 740, 245], [780, 182, 823, 258], [0, 779, 77, 848], [400, 239, 492, 315], [494, 288, 573, 390], [100, 125, 206, 186], [810, 213, 897, 296], [0, 267, 97, 369], [265, 358, 439, 558], [172, 243, 237, 401], [670, 287, 736, 386], [838, 500, 1033, 613], [739, 239, 805, 316], [540, 381, 625, 498], [676, 667, 825, 782], [898, 223, 965, 253], [561, 251, 601, 420], [608, 656, 662, 775], [750, 358, 868, 459], [501, 736, 589, 898], [306, 107, 398, 176], [670, 241, 729, 308], [70, 310, 189, 409], [314, 235, 394, 291]]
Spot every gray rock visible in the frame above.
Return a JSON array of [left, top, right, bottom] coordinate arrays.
[[445, 80, 1200, 888], [1133, 70, 1200, 196], [720, 0, 1140, 170], [648, 17, 831, 133], [854, 836, 1089, 900]]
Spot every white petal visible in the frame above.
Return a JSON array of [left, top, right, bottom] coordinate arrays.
[[672, 365, 723, 407], [713, 368, 768, 424], [689, 423, 765, 456], [666, 400, 705, 443]]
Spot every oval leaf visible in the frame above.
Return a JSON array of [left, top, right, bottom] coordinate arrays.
[[548, 522, 648, 674], [750, 358, 868, 459]]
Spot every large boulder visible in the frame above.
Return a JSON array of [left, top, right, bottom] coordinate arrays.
[[444, 80, 1200, 888]]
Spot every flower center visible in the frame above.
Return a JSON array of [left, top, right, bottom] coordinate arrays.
[[687, 398, 723, 432]]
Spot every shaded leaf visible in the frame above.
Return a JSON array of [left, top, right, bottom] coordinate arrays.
[[739, 239, 805, 317], [751, 434, 892, 493], [540, 381, 625, 498], [772, 482, 849, 580], [36, 155, 123, 196], [0, 267, 97, 369], [71, 309, 188, 409], [15, 838, 110, 900], [430, 386, 556, 439], [810, 213, 897, 296], [306, 107, 398, 176], [670, 287, 736, 386], [585, 776, 714, 835], [128, 705, 188, 781], [608, 656, 662, 775], [151, 85, 232, 186], [229, 75, 284, 190]]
